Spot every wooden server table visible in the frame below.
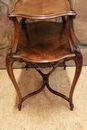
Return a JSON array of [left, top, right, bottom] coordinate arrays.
[[6, 0, 83, 110]]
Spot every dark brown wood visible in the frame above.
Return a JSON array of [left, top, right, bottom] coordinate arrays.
[[16, 21, 76, 63], [6, 0, 83, 110]]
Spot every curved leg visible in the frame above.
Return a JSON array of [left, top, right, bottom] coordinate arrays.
[[6, 50, 22, 110], [69, 54, 83, 110]]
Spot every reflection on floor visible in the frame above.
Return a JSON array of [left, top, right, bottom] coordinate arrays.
[[0, 66, 87, 130]]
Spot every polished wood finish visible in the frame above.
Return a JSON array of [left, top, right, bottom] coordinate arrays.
[[6, 0, 83, 110], [9, 0, 76, 19], [16, 21, 75, 62]]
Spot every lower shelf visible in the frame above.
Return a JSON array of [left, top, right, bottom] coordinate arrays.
[[15, 21, 75, 63]]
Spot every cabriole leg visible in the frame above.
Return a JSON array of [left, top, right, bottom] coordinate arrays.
[[69, 53, 83, 110], [6, 50, 22, 110]]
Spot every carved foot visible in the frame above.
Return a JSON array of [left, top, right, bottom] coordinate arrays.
[[18, 104, 22, 111], [70, 103, 74, 111]]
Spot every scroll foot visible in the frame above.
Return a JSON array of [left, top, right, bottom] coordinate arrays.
[[70, 103, 74, 111], [18, 104, 22, 111]]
